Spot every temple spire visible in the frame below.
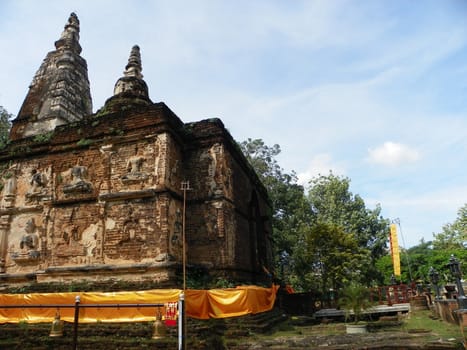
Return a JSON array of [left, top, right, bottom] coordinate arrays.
[[98, 45, 151, 115], [112, 45, 150, 100], [54, 12, 82, 54], [124, 45, 143, 79], [9, 13, 92, 140]]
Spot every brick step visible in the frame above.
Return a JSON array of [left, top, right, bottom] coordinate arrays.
[[188, 307, 288, 336], [0, 308, 288, 349], [0, 336, 177, 350]]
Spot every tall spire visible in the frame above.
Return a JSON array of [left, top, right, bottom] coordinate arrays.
[[98, 45, 151, 115], [54, 12, 82, 54], [124, 45, 143, 79], [10, 13, 92, 140], [112, 45, 150, 100]]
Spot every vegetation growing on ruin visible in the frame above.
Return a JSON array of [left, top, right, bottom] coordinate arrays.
[[0, 106, 12, 149], [32, 131, 54, 143], [76, 138, 93, 147]]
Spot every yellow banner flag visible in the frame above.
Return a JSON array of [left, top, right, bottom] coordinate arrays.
[[390, 223, 401, 276]]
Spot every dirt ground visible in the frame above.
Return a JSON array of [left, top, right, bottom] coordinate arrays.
[[235, 334, 460, 349], [230, 323, 463, 349]]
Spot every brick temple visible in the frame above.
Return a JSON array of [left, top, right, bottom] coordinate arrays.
[[0, 13, 273, 287]]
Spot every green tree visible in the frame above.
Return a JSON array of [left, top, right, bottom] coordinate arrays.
[[377, 232, 467, 288], [374, 254, 394, 285], [307, 173, 390, 285], [0, 106, 12, 148], [433, 203, 467, 250], [239, 138, 282, 186], [240, 140, 390, 292], [293, 222, 366, 295], [239, 139, 312, 278]]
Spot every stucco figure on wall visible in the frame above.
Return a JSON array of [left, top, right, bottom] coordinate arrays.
[[53, 222, 98, 264], [1, 169, 17, 209], [62, 224, 80, 244], [63, 165, 92, 194], [169, 209, 183, 260], [3, 177, 16, 198], [20, 219, 39, 250], [26, 169, 48, 201], [120, 206, 146, 244], [121, 147, 148, 183], [11, 218, 41, 263]]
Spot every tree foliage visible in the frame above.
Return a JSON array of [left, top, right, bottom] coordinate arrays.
[[0, 106, 12, 149], [293, 222, 366, 293], [239, 138, 312, 271], [433, 203, 467, 250], [397, 203, 467, 285], [240, 139, 389, 293], [377, 217, 467, 287], [379, 203, 467, 287], [307, 173, 389, 285], [240, 138, 467, 294]]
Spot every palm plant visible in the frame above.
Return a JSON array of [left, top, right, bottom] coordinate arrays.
[[338, 282, 373, 324]]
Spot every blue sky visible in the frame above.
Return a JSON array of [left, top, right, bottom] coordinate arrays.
[[1, 0, 466, 247]]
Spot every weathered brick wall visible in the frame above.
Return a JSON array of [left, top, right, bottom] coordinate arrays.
[[228, 144, 273, 280], [183, 119, 273, 281], [0, 103, 273, 286], [2, 12, 272, 287], [49, 204, 102, 267], [0, 105, 184, 281]]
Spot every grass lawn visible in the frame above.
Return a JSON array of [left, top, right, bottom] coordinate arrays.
[[241, 308, 465, 349], [404, 309, 462, 340]]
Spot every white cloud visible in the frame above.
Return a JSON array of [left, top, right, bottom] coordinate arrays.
[[366, 142, 420, 166], [297, 154, 346, 187]]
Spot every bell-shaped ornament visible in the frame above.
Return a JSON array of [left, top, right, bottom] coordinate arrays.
[[152, 309, 167, 339], [49, 310, 64, 337]]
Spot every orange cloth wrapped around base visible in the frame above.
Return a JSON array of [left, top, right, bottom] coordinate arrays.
[[0, 285, 278, 323]]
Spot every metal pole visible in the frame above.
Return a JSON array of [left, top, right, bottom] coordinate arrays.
[[72, 295, 80, 350], [181, 181, 191, 350], [395, 219, 413, 282], [178, 292, 185, 350], [182, 183, 187, 291], [0, 303, 165, 309]]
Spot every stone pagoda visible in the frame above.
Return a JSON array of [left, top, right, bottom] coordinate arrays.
[[0, 13, 273, 287]]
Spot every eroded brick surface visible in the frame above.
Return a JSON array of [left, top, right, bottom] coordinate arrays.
[[0, 14, 273, 287]]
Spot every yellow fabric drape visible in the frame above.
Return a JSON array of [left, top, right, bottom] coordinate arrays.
[[0, 289, 180, 323], [0, 285, 278, 323], [185, 285, 279, 319]]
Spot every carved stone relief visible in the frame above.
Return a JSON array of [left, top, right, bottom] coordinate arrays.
[[204, 201, 225, 240], [0, 215, 10, 272], [25, 168, 50, 202], [49, 205, 100, 265], [10, 218, 41, 264], [62, 165, 93, 194], [200, 143, 227, 197], [119, 206, 146, 244], [1, 167, 17, 209], [121, 147, 148, 184], [103, 201, 159, 263], [54, 224, 98, 263], [169, 208, 183, 260]]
